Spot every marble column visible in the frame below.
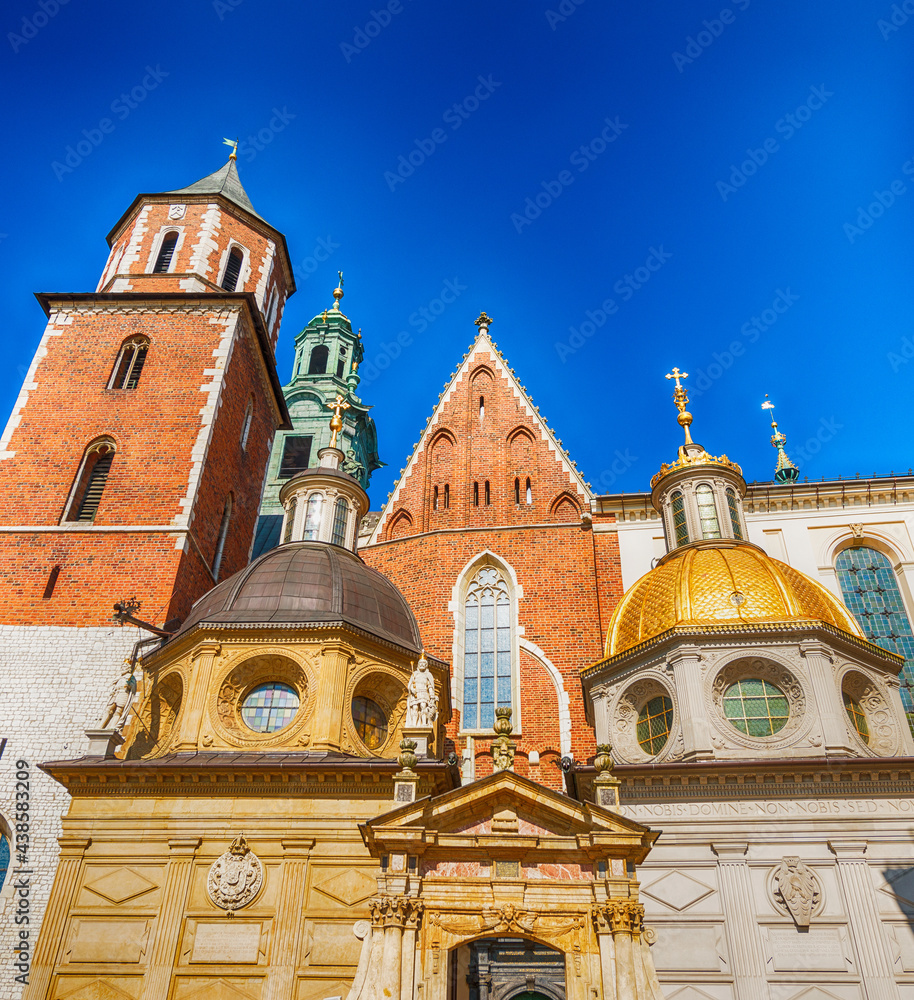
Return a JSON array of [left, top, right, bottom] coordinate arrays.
[[800, 642, 852, 753], [592, 905, 617, 1000], [141, 837, 201, 1000], [381, 899, 403, 1000], [400, 900, 423, 1000], [264, 838, 314, 1000], [829, 840, 900, 1000], [668, 646, 713, 759], [593, 901, 643, 1000], [22, 836, 91, 1000], [713, 843, 767, 1000]]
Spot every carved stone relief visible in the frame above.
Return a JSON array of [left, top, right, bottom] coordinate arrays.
[[841, 668, 899, 756], [771, 857, 821, 928], [610, 673, 679, 763], [206, 835, 263, 912]]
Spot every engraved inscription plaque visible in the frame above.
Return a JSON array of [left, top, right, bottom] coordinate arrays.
[[769, 928, 846, 972], [191, 922, 262, 964]]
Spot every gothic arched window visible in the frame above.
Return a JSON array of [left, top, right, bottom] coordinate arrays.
[[308, 345, 329, 375], [152, 231, 178, 273], [836, 546, 914, 731], [696, 484, 721, 539], [221, 247, 244, 291], [64, 438, 116, 522], [670, 490, 688, 546], [108, 336, 149, 390], [462, 566, 512, 731]]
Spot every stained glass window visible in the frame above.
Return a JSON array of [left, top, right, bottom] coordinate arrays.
[[637, 695, 673, 754], [836, 546, 914, 734], [331, 498, 348, 546], [462, 567, 512, 730], [241, 682, 300, 733], [723, 678, 790, 736], [303, 493, 323, 540], [696, 484, 721, 539], [353, 696, 388, 749], [843, 690, 869, 744], [671, 491, 688, 546], [726, 488, 742, 539]]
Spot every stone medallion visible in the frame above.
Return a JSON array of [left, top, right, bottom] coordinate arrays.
[[207, 834, 263, 911]]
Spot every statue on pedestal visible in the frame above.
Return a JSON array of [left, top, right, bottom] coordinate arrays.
[[405, 653, 438, 729], [99, 658, 138, 732]]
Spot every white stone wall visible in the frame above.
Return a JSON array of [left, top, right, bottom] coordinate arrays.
[[0, 625, 151, 1000]]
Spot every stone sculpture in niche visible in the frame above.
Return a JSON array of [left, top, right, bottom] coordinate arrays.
[[773, 856, 820, 928], [405, 654, 438, 728], [207, 834, 263, 911], [99, 658, 138, 732]]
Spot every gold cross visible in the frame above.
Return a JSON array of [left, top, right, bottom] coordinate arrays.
[[665, 367, 688, 389], [326, 394, 351, 449]]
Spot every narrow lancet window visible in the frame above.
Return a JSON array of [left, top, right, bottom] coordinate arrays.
[[153, 232, 178, 273], [221, 247, 244, 291]]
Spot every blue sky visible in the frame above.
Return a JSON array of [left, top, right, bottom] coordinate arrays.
[[1, 0, 912, 506]]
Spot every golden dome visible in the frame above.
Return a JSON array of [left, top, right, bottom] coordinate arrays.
[[605, 541, 863, 658]]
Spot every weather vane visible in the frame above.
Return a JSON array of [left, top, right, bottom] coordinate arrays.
[[222, 137, 239, 161]]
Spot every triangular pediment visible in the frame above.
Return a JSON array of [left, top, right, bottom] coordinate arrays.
[[368, 329, 591, 543], [362, 769, 656, 864]]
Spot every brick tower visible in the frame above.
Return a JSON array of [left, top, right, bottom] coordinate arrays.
[[360, 312, 621, 789], [0, 153, 293, 998]]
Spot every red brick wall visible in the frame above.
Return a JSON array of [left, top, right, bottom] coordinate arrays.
[[0, 301, 277, 627], [361, 340, 621, 787]]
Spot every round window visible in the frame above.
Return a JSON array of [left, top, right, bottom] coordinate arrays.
[[843, 691, 870, 744], [637, 695, 673, 755], [723, 678, 790, 737], [241, 682, 300, 733], [353, 696, 388, 749]]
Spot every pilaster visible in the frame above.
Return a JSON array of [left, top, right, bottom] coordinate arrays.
[[712, 842, 767, 1000], [174, 642, 221, 750], [800, 641, 853, 753], [264, 838, 314, 1000], [141, 837, 201, 1000], [828, 840, 900, 1000], [668, 645, 713, 759], [310, 642, 353, 750]]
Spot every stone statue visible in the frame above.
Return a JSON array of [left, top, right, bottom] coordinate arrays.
[[773, 856, 819, 928], [342, 448, 365, 479], [405, 654, 438, 728], [99, 658, 138, 732]]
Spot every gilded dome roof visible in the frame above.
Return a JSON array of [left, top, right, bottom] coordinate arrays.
[[173, 541, 422, 652], [605, 541, 863, 658]]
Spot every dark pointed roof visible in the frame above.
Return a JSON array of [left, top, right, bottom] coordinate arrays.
[[168, 157, 264, 222]]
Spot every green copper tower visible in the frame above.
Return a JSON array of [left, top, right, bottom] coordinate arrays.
[[252, 277, 384, 556]]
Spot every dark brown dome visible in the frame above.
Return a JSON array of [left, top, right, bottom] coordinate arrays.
[[173, 541, 422, 652]]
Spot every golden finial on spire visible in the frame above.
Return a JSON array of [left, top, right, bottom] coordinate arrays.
[[326, 394, 351, 449], [222, 137, 239, 161], [332, 271, 344, 311], [474, 311, 493, 334], [665, 367, 694, 445]]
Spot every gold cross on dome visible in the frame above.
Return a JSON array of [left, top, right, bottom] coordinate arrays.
[[326, 394, 351, 449], [665, 367, 688, 389]]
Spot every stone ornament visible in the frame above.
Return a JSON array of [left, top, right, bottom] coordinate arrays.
[[611, 675, 679, 763], [405, 653, 438, 728], [168, 204, 186, 219], [207, 834, 263, 911], [99, 658, 138, 732], [492, 707, 516, 771], [772, 857, 820, 928]]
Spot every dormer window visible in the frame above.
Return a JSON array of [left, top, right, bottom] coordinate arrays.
[[221, 247, 244, 291], [152, 232, 178, 273]]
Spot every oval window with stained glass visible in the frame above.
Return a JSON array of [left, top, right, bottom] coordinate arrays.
[[353, 696, 388, 749], [241, 682, 300, 733], [637, 695, 673, 755], [722, 678, 790, 736], [843, 690, 869, 744]]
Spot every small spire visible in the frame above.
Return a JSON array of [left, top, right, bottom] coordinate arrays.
[[326, 393, 351, 449], [664, 366, 695, 446], [332, 271, 344, 311], [474, 311, 493, 335], [222, 137, 239, 161], [762, 396, 799, 484]]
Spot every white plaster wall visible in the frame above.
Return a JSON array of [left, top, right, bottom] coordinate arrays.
[[0, 625, 151, 1000]]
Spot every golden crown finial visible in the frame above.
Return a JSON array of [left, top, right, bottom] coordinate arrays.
[[665, 367, 694, 444], [326, 394, 351, 449]]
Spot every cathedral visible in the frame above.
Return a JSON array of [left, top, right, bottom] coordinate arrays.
[[1, 155, 913, 1000]]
